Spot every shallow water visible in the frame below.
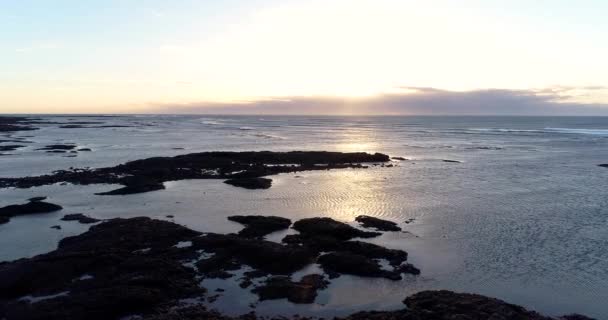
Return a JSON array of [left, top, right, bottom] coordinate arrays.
[[1, 115, 608, 318]]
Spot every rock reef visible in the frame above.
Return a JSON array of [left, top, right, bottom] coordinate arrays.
[[0, 216, 595, 320], [0, 151, 390, 193]]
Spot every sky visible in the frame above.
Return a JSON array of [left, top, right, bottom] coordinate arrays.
[[1, 0, 608, 115]]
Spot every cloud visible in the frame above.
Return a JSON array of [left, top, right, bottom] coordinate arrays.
[[150, 87, 608, 115]]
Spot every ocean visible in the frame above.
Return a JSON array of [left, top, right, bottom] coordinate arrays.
[[1, 115, 607, 319]]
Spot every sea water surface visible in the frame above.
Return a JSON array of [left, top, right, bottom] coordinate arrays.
[[1, 115, 607, 319]]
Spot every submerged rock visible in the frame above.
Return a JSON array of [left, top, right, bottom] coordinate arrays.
[[227, 215, 291, 238], [355, 215, 401, 232], [0, 200, 63, 224], [224, 177, 272, 189], [61, 213, 100, 224]]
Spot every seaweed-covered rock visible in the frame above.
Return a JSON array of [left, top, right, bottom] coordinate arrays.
[[227, 215, 291, 238], [355, 215, 401, 232]]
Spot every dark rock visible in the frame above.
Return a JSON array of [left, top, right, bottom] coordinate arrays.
[[59, 125, 86, 128], [395, 263, 421, 275], [77, 148, 92, 152], [442, 159, 461, 163], [28, 196, 47, 202], [599, 164, 608, 168], [61, 213, 101, 224], [252, 274, 328, 304], [317, 251, 402, 280], [355, 215, 401, 232], [282, 235, 408, 267], [292, 217, 381, 240], [227, 215, 291, 238], [0, 201, 63, 224], [224, 177, 272, 189], [192, 233, 316, 274], [51, 225, 61, 230], [0, 151, 390, 194], [391, 157, 407, 161], [196, 253, 241, 279]]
